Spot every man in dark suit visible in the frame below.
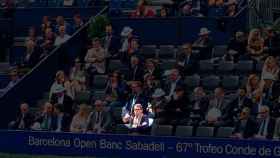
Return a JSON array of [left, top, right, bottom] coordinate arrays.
[[262, 74, 280, 103], [50, 87, 74, 116], [35, 102, 56, 131], [122, 81, 149, 119], [255, 106, 276, 140], [10, 103, 34, 130], [87, 100, 112, 134], [127, 55, 144, 81], [52, 104, 71, 132], [232, 107, 258, 139], [103, 24, 120, 58], [177, 43, 198, 75]]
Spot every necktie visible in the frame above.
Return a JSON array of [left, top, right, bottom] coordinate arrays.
[[260, 120, 266, 136], [96, 112, 101, 123]]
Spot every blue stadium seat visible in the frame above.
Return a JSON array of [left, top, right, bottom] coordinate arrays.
[[201, 75, 220, 91], [158, 45, 175, 59], [222, 75, 239, 91]]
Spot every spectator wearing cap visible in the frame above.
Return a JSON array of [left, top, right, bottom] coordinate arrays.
[[9, 103, 34, 130], [261, 56, 279, 81], [87, 100, 112, 134], [177, 43, 198, 75], [193, 27, 214, 60], [189, 87, 209, 126], [120, 26, 134, 64], [227, 31, 247, 62], [54, 25, 71, 46], [70, 104, 91, 133], [103, 24, 120, 58], [131, 0, 156, 18], [254, 106, 275, 139], [232, 107, 258, 139], [122, 81, 149, 120], [85, 37, 106, 75], [52, 104, 71, 132], [163, 68, 184, 102], [127, 55, 144, 81], [163, 85, 190, 125], [123, 103, 150, 135]]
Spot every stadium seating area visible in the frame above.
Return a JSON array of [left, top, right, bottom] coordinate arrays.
[[2, 0, 280, 141]]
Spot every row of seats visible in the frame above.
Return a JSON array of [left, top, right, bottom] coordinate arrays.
[[115, 124, 234, 138]]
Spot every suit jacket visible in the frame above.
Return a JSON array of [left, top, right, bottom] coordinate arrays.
[[128, 65, 144, 81], [36, 113, 57, 131], [177, 53, 198, 75], [256, 117, 276, 139], [102, 34, 120, 57], [227, 96, 253, 121], [51, 113, 72, 132], [13, 112, 34, 130], [163, 78, 185, 97], [87, 110, 112, 132], [262, 81, 280, 102], [233, 118, 258, 139]]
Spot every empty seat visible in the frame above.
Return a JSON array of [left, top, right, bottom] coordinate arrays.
[[160, 60, 176, 70], [93, 75, 108, 90], [175, 126, 193, 137], [216, 127, 234, 138], [212, 45, 227, 58], [201, 75, 220, 90], [91, 90, 106, 101], [255, 61, 264, 73], [113, 107, 123, 124], [158, 45, 175, 59], [115, 124, 129, 134], [199, 60, 215, 74], [108, 60, 123, 72], [184, 75, 200, 90], [140, 45, 157, 58], [151, 125, 173, 136], [235, 60, 254, 74], [217, 61, 235, 75], [75, 91, 91, 104], [195, 126, 214, 137], [222, 76, 239, 91]]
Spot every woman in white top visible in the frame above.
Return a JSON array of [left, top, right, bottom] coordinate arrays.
[[70, 104, 91, 133], [261, 56, 279, 80]]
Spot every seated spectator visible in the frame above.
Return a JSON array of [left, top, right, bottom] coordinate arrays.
[[131, 0, 155, 18], [54, 16, 71, 35], [49, 70, 65, 99], [247, 28, 266, 61], [33, 102, 55, 131], [232, 107, 258, 139], [180, 1, 193, 16], [69, 58, 86, 95], [23, 40, 41, 68], [264, 26, 280, 56], [261, 56, 279, 80], [250, 90, 272, 117], [208, 0, 225, 17], [25, 27, 39, 45], [144, 58, 161, 80], [85, 37, 106, 74], [204, 87, 230, 126], [103, 24, 120, 58], [271, 100, 280, 119], [254, 106, 275, 139], [163, 86, 190, 125], [189, 87, 209, 126], [127, 55, 144, 81], [40, 27, 55, 56], [9, 103, 34, 130], [158, 6, 169, 17], [119, 26, 134, 63], [225, 0, 237, 16], [163, 68, 184, 102], [193, 27, 214, 59], [52, 104, 71, 132], [105, 71, 128, 107], [123, 103, 149, 135], [143, 73, 160, 99], [0, 69, 20, 92], [41, 16, 53, 35], [261, 74, 280, 102], [176, 43, 198, 75], [150, 88, 167, 119], [72, 13, 84, 33], [70, 104, 91, 133], [227, 31, 247, 62], [127, 37, 140, 60], [54, 25, 71, 46], [246, 74, 262, 98], [87, 100, 112, 134], [122, 81, 150, 119]]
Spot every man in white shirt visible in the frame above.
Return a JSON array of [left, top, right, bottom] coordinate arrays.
[[254, 106, 275, 139]]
